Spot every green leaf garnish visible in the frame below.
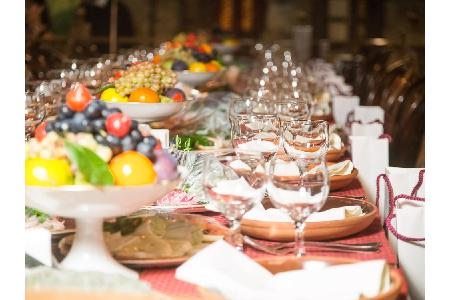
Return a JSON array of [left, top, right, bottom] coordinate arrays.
[[94, 83, 115, 95], [174, 134, 214, 151], [64, 141, 114, 186], [25, 207, 49, 223]]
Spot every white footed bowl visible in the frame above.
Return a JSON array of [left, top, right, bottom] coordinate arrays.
[[26, 180, 179, 278], [176, 71, 216, 87], [212, 43, 240, 55], [104, 101, 184, 122]]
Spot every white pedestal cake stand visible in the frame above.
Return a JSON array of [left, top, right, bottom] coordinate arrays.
[[25, 180, 179, 278]]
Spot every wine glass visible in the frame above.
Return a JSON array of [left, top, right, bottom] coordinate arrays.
[[231, 113, 281, 161], [282, 120, 329, 159], [203, 153, 267, 250], [273, 100, 309, 126], [267, 154, 329, 256]]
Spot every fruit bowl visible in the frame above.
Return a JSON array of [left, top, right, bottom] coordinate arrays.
[[25, 179, 179, 278], [104, 101, 185, 122], [176, 71, 217, 87]]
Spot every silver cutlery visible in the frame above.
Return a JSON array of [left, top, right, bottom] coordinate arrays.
[[243, 236, 381, 255]]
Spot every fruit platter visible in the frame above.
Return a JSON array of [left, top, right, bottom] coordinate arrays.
[[96, 61, 189, 122], [156, 33, 225, 87], [25, 83, 180, 278]]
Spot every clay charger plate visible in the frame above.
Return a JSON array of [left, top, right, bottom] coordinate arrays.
[[326, 146, 346, 162], [241, 196, 377, 242], [330, 168, 358, 191], [199, 256, 402, 300], [311, 113, 333, 122]]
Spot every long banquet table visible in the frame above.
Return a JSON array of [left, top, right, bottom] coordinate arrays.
[[139, 179, 408, 299]]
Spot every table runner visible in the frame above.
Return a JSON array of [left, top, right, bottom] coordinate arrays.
[[140, 180, 406, 298]]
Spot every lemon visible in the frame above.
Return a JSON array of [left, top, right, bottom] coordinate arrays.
[[188, 62, 207, 72], [100, 88, 128, 102], [25, 158, 74, 187]]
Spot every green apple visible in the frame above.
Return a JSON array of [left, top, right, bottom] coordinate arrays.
[[160, 95, 174, 103]]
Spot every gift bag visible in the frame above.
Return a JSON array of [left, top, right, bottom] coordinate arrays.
[[349, 136, 389, 204], [332, 96, 360, 127], [350, 122, 384, 137], [376, 168, 425, 300], [354, 106, 384, 124]]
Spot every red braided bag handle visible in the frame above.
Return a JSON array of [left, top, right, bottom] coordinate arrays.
[[375, 170, 425, 242], [384, 193, 425, 242]]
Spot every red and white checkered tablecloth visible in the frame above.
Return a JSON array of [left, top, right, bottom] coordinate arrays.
[[139, 180, 407, 299]]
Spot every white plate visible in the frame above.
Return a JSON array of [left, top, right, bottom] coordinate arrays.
[[104, 101, 184, 122], [212, 43, 240, 55], [176, 71, 216, 87]]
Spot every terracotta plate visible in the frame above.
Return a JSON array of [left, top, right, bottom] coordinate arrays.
[[311, 114, 333, 122], [199, 256, 402, 300], [330, 168, 358, 191], [241, 196, 377, 242], [326, 146, 347, 162]]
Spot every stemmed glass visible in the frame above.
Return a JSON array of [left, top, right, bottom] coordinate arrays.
[[267, 154, 329, 256], [282, 120, 329, 159], [203, 153, 267, 250], [231, 113, 281, 162]]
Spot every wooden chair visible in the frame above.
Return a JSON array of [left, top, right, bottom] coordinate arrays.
[[390, 78, 425, 167]]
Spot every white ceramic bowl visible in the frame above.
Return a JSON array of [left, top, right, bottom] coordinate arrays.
[[25, 179, 179, 278], [176, 71, 216, 87], [212, 43, 240, 55], [104, 101, 184, 122]]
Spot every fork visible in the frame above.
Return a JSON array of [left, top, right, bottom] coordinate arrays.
[[243, 236, 381, 255]]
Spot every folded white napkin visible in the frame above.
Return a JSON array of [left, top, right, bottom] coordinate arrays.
[[327, 160, 354, 176], [329, 133, 343, 150], [176, 240, 390, 300], [305, 160, 353, 177], [212, 177, 263, 200], [25, 228, 52, 267], [237, 140, 278, 153], [243, 202, 363, 223]]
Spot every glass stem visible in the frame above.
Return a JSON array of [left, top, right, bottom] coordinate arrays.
[[227, 218, 243, 251], [294, 221, 306, 257]]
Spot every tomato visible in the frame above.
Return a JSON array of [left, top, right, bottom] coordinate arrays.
[[35, 121, 47, 142], [129, 88, 160, 103], [113, 71, 122, 80], [66, 83, 92, 112], [105, 112, 131, 137], [109, 151, 157, 186]]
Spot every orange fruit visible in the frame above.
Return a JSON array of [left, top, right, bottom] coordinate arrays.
[[205, 61, 221, 72], [129, 88, 160, 103], [152, 55, 161, 64], [199, 43, 213, 54], [189, 62, 207, 72], [109, 151, 157, 186]]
